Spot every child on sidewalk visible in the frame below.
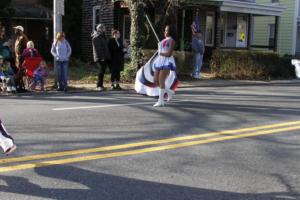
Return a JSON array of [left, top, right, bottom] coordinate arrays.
[[30, 60, 48, 91], [0, 56, 16, 92], [0, 119, 16, 156]]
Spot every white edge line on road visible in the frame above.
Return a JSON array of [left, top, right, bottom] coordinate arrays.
[[52, 100, 188, 111]]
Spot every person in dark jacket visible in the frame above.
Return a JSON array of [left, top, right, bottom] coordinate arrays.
[[108, 30, 125, 90], [191, 30, 205, 79], [13, 26, 28, 68], [92, 24, 111, 91], [13, 26, 28, 92]]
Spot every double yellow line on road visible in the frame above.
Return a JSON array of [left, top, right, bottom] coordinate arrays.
[[1, 121, 300, 173]]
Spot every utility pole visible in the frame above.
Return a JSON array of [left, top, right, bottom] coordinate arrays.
[[53, 0, 64, 38], [53, 0, 64, 87]]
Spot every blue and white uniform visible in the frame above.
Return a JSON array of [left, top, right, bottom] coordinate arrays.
[[135, 37, 179, 97], [154, 37, 176, 71]]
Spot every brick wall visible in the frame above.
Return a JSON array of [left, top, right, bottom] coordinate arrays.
[[81, 0, 114, 61]]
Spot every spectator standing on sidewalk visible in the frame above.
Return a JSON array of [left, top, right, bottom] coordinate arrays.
[[108, 29, 125, 90], [191, 30, 205, 79], [51, 32, 72, 92], [92, 24, 111, 91], [13, 26, 28, 92], [13, 26, 28, 68]]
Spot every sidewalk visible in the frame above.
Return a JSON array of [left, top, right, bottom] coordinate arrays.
[[1, 79, 299, 96], [70, 79, 300, 91], [179, 79, 300, 88]]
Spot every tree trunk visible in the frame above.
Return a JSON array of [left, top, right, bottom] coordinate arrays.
[[128, 0, 145, 72]]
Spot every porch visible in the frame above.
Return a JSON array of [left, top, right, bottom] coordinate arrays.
[[0, 3, 52, 59], [172, 0, 284, 52], [113, 0, 285, 53]]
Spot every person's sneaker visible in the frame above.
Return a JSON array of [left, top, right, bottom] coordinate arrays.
[[96, 87, 104, 91], [6, 86, 12, 92], [153, 101, 165, 107], [191, 73, 200, 79], [5, 144, 17, 156], [111, 84, 116, 90]]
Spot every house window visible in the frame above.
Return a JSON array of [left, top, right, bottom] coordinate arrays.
[[268, 24, 275, 48], [92, 6, 101, 31], [123, 15, 131, 42], [205, 12, 215, 46]]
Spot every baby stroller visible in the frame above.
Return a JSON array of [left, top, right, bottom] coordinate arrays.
[[21, 56, 43, 90]]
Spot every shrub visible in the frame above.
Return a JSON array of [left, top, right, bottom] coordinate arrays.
[[68, 58, 97, 83], [121, 62, 136, 82], [210, 49, 296, 80]]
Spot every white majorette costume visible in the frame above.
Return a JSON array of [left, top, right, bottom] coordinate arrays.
[[154, 37, 176, 71], [135, 37, 179, 97], [0, 119, 16, 155]]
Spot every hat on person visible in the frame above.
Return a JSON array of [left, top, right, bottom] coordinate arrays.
[[13, 25, 24, 32], [96, 24, 105, 32]]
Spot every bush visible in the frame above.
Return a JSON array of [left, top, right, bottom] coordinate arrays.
[[210, 49, 296, 80], [68, 58, 97, 83], [121, 62, 136, 82]]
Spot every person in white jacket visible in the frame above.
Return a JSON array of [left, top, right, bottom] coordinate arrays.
[[0, 119, 16, 155]]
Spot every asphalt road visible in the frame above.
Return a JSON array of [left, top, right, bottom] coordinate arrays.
[[0, 83, 300, 200]]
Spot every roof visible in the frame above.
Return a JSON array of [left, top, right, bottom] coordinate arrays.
[[179, 0, 222, 5], [0, 4, 52, 20], [112, 0, 222, 6], [220, 0, 286, 16]]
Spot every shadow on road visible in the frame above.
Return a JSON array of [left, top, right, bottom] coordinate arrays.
[[0, 165, 299, 200]]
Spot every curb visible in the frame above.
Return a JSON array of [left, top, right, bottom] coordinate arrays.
[[1, 79, 299, 97]]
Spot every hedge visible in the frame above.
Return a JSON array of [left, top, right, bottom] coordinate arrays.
[[210, 49, 296, 80]]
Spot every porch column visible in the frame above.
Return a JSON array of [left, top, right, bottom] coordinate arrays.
[[214, 11, 221, 48], [180, 9, 186, 51], [247, 14, 252, 50], [274, 16, 280, 52]]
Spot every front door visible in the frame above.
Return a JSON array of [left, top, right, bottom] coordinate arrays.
[[236, 14, 248, 48]]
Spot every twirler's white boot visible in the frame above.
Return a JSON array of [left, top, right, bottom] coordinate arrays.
[[166, 89, 175, 102], [153, 88, 165, 107]]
